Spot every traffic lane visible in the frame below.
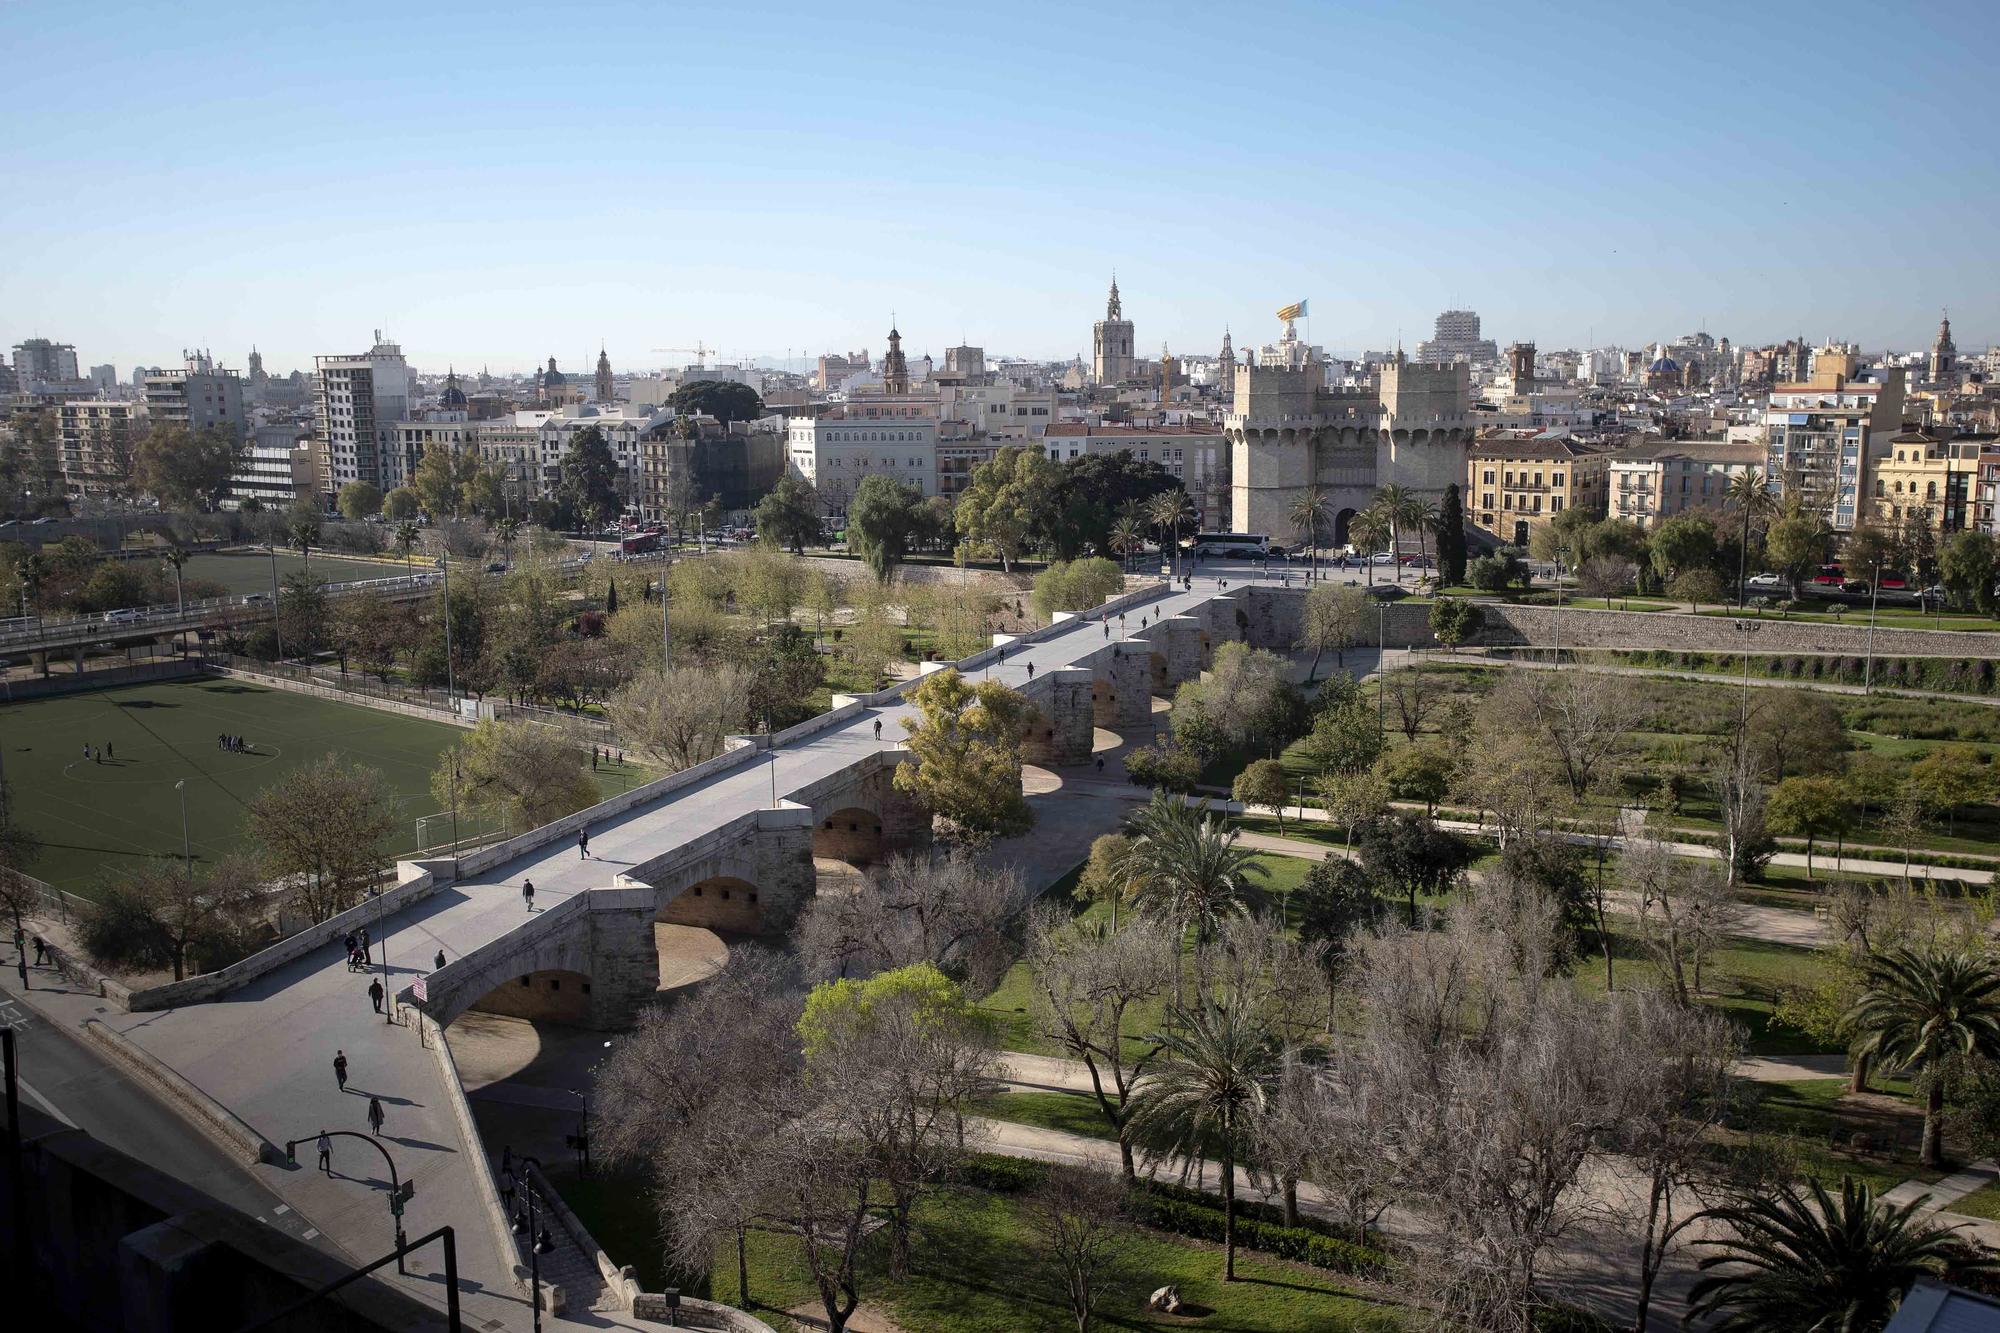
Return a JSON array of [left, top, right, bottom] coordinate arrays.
[[1, 982, 347, 1261]]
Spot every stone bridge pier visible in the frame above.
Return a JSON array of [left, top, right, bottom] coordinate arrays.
[[789, 749, 932, 866], [1022, 667, 1095, 766], [1086, 645, 1153, 730], [1154, 616, 1206, 687]]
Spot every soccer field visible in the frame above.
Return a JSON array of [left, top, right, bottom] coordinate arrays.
[[0, 678, 648, 894], [176, 549, 421, 597]]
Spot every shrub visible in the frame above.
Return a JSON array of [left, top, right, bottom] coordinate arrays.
[[958, 1152, 1047, 1194], [1123, 740, 1202, 793], [1127, 1188, 1389, 1276]]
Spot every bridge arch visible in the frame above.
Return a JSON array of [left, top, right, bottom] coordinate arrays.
[[814, 807, 884, 865], [658, 873, 766, 935], [468, 968, 593, 1025]]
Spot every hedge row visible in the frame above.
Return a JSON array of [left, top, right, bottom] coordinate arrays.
[[1605, 649, 2000, 696], [954, 1154, 1389, 1277], [1127, 1189, 1390, 1277]]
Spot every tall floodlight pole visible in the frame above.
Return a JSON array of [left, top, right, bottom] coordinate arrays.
[[268, 545, 284, 659], [175, 780, 191, 875], [441, 551, 454, 714]]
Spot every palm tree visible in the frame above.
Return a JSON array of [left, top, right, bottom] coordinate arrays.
[[1412, 498, 1442, 572], [1110, 514, 1146, 573], [1147, 490, 1197, 577], [1726, 468, 1778, 607], [289, 519, 317, 572], [1288, 485, 1334, 581], [1687, 1176, 1987, 1331], [1126, 997, 1286, 1282], [394, 521, 420, 572], [1846, 948, 2000, 1166], [1371, 482, 1422, 566], [494, 516, 520, 566], [1348, 506, 1390, 587], [1119, 793, 1268, 1003]]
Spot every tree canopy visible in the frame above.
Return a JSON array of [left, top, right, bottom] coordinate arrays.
[[670, 379, 765, 426]]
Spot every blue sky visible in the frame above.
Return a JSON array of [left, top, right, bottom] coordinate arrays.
[[3, 0, 1994, 377]]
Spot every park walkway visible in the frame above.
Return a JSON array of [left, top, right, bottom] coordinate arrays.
[[2, 575, 1226, 1331]]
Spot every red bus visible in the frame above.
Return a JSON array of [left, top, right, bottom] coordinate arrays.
[[619, 532, 661, 556]]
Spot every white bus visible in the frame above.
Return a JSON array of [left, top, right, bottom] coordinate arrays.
[[1181, 531, 1271, 557]]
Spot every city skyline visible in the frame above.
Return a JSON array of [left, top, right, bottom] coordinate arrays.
[[3, 0, 1995, 370]]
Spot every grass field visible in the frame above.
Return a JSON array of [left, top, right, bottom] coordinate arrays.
[[178, 549, 419, 597], [0, 677, 646, 893]]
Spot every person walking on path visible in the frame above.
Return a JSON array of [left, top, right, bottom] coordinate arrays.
[[578, 829, 590, 860], [434, 949, 446, 971], [32, 935, 47, 966], [523, 879, 535, 911], [358, 929, 370, 964], [342, 931, 356, 961], [872, 718, 882, 742], [368, 978, 384, 1013], [316, 1131, 332, 1175], [333, 1050, 348, 1092], [366, 1096, 385, 1137], [1026, 661, 1035, 680]]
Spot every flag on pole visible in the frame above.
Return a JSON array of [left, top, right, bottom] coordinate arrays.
[[1276, 300, 1308, 321]]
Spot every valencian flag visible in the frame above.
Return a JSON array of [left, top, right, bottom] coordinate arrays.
[[1276, 300, 1308, 321]]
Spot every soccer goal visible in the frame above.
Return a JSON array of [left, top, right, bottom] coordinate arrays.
[[415, 811, 502, 855]]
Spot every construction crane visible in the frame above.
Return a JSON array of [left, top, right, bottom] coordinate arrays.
[[650, 341, 714, 369]]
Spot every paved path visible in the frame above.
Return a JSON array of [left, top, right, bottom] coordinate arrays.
[[3, 575, 1232, 1331]]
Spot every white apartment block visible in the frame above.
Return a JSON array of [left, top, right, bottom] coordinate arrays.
[[785, 407, 938, 516], [144, 353, 245, 438], [228, 426, 313, 510], [937, 381, 1056, 444], [534, 405, 671, 502], [314, 334, 412, 493], [392, 410, 476, 495]]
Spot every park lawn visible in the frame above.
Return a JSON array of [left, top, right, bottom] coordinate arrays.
[[0, 677, 648, 894], [710, 1184, 1405, 1333], [1941, 1182, 2000, 1222], [179, 548, 418, 596], [1569, 925, 1830, 1057], [1693, 603, 2000, 633], [1725, 1078, 1944, 1196], [972, 1087, 1120, 1142]]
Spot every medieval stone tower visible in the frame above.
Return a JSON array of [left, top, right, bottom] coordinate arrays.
[[1091, 277, 1135, 385]]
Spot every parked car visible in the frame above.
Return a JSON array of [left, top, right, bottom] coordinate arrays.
[[1369, 551, 1396, 565], [1842, 579, 1871, 595], [1878, 573, 1908, 590], [1744, 572, 1785, 591], [1364, 585, 1410, 602], [101, 607, 143, 624]]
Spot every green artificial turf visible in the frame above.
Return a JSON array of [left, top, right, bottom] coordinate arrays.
[[177, 549, 419, 596], [0, 677, 647, 893]]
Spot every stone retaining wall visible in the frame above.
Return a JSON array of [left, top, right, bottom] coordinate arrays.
[[1473, 603, 1999, 658]]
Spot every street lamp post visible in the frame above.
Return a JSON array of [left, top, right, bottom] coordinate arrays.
[[1732, 619, 1761, 725], [286, 1131, 410, 1273], [503, 1150, 550, 1333], [440, 551, 454, 715], [268, 545, 284, 659], [1864, 556, 1882, 693], [1376, 601, 1388, 742]]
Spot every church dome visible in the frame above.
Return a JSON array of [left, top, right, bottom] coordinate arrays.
[[1649, 351, 1679, 374], [439, 370, 467, 408]]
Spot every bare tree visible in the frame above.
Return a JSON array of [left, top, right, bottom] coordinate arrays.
[[1028, 1166, 1129, 1333], [607, 663, 753, 769], [1381, 665, 1447, 741], [795, 849, 1031, 992], [1712, 727, 1775, 886], [1023, 906, 1175, 1180], [1450, 728, 1572, 849], [86, 856, 263, 981], [248, 755, 401, 922], [1612, 989, 1742, 1332], [1489, 668, 1642, 801], [1297, 584, 1370, 680], [593, 948, 804, 1311], [1622, 812, 1747, 1003]]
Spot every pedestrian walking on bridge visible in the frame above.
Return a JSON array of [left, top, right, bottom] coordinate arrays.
[[316, 1131, 332, 1175], [366, 1096, 385, 1137], [523, 879, 535, 911], [333, 1050, 348, 1092], [368, 977, 384, 1013]]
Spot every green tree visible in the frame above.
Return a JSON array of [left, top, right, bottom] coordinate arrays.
[[1427, 594, 1483, 651], [1357, 810, 1476, 927], [1119, 792, 1268, 972], [1687, 1177, 1989, 1331], [1348, 506, 1391, 585], [1766, 502, 1830, 597], [1288, 484, 1334, 570], [1435, 482, 1468, 586], [1075, 833, 1137, 927], [1376, 743, 1455, 816], [1649, 512, 1719, 583], [1146, 489, 1197, 576], [131, 423, 244, 511], [669, 379, 765, 425], [891, 668, 1033, 843], [1467, 546, 1529, 592], [1671, 568, 1726, 612], [383, 487, 420, 521], [337, 480, 384, 521], [558, 424, 622, 527], [754, 474, 822, 553], [1030, 557, 1125, 619], [1908, 745, 1992, 835], [1847, 948, 2000, 1166], [1939, 530, 1999, 615], [1126, 996, 1286, 1282], [954, 445, 1059, 572], [1052, 451, 1180, 559], [1765, 775, 1854, 879], [1231, 758, 1292, 828], [1301, 692, 1382, 777], [1371, 481, 1422, 558], [847, 474, 926, 583], [432, 718, 598, 835]]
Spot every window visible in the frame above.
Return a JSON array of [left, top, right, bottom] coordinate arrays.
[[1551, 496, 1564, 514], [1481, 493, 1494, 509], [1483, 469, 1495, 484], [1503, 494, 1513, 510], [1552, 472, 1564, 487]]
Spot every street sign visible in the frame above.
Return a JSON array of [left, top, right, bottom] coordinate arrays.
[[397, 1179, 416, 1203], [412, 976, 428, 1002]]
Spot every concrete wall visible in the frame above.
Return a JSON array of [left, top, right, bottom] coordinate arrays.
[[3, 1105, 450, 1333], [0, 657, 203, 700], [1472, 603, 2000, 659]]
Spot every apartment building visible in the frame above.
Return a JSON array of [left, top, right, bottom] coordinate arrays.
[[315, 334, 412, 494], [1609, 439, 1764, 530], [1763, 358, 1906, 531], [1874, 428, 1992, 534], [228, 426, 314, 510], [143, 352, 244, 439], [53, 399, 144, 495], [1466, 435, 1608, 546], [784, 402, 939, 517]]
